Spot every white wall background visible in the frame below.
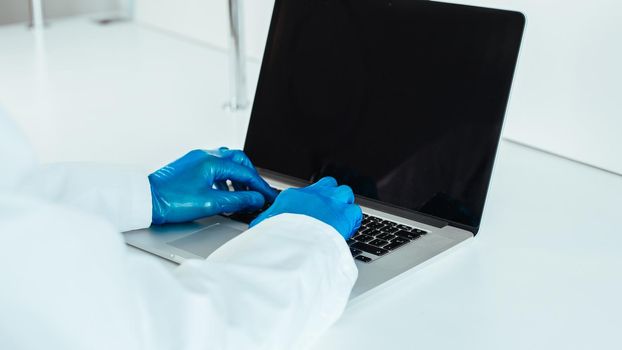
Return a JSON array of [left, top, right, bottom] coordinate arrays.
[[0, 0, 122, 25], [0, 0, 28, 25], [134, 0, 274, 60], [455, 0, 622, 177]]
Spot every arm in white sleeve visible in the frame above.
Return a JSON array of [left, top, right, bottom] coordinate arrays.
[[134, 213, 358, 350], [0, 196, 357, 350], [0, 107, 37, 193], [0, 108, 152, 232], [17, 163, 152, 232]]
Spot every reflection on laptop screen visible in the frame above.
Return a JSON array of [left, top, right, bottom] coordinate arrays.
[[245, 0, 524, 231]]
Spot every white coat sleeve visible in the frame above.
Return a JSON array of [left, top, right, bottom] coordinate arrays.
[[0, 195, 357, 350], [0, 107, 152, 232], [17, 163, 153, 232], [150, 213, 359, 350], [0, 107, 37, 193]]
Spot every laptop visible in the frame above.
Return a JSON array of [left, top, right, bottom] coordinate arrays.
[[124, 0, 525, 299]]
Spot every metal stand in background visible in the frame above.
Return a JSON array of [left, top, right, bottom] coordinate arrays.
[[27, 0, 46, 30], [223, 0, 249, 112], [96, 0, 135, 25]]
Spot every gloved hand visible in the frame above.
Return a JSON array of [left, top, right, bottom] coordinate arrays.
[[149, 148, 277, 225], [249, 177, 362, 239]]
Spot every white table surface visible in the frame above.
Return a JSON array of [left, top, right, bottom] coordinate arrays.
[[1, 18, 621, 350]]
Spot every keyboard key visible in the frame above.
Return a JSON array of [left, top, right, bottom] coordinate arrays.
[[366, 223, 380, 229], [355, 255, 372, 263], [391, 236, 409, 244], [350, 214, 422, 258], [356, 234, 374, 243], [369, 239, 389, 247], [384, 239, 409, 251], [364, 229, 381, 237], [357, 227, 370, 234], [351, 242, 389, 256], [384, 226, 400, 234], [395, 230, 420, 240], [377, 232, 396, 241]]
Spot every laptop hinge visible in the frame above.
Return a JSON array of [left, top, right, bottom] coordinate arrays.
[[355, 196, 448, 229], [257, 168, 449, 229]]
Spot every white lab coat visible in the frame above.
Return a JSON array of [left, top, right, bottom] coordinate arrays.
[[0, 108, 357, 350]]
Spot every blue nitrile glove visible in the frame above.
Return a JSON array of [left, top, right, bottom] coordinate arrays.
[[149, 148, 278, 225], [249, 177, 362, 239]]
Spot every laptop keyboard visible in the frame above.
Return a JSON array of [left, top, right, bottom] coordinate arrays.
[[349, 214, 427, 263], [225, 192, 427, 264]]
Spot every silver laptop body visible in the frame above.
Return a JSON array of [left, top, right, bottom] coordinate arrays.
[[124, 0, 524, 300], [124, 178, 473, 299]]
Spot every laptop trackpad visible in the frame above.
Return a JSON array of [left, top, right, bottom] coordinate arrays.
[[167, 223, 244, 258]]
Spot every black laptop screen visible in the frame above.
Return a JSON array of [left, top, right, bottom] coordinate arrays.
[[245, 0, 524, 231]]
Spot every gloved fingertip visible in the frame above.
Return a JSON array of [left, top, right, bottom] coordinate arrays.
[[249, 191, 266, 207], [334, 185, 355, 204], [345, 204, 363, 238], [314, 176, 338, 188], [231, 191, 264, 211]]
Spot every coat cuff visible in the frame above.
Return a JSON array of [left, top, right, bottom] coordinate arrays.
[[124, 170, 153, 231], [246, 213, 358, 284]]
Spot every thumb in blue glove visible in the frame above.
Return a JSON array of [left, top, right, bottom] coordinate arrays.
[[249, 177, 362, 239], [149, 149, 277, 225]]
